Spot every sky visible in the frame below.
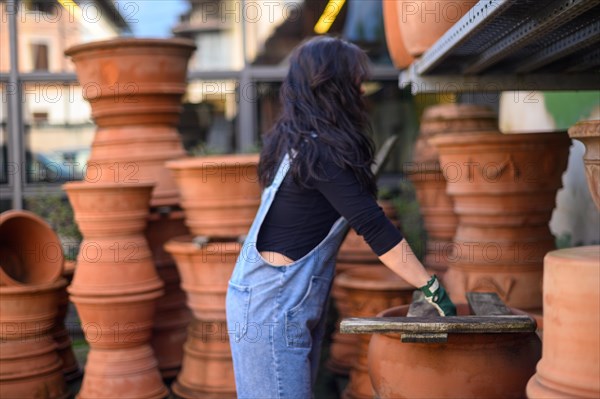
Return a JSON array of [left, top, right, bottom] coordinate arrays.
[[126, 0, 189, 38]]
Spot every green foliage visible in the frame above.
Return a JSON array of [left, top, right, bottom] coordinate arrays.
[[25, 193, 81, 260], [391, 179, 427, 261]]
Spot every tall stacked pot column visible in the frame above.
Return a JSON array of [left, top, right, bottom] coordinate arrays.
[[165, 154, 261, 398], [64, 183, 167, 398], [527, 120, 600, 399], [408, 104, 498, 278], [65, 38, 197, 378], [0, 210, 69, 399], [430, 131, 571, 311]]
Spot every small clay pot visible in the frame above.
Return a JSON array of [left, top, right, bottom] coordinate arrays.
[[369, 304, 541, 399], [383, 0, 414, 68], [0, 210, 64, 286], [166, 154, 261, 238]]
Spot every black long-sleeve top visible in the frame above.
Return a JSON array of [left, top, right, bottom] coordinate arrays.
[[256, 150, 403, 261]]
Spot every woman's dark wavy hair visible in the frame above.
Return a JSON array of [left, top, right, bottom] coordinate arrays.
[[258, 36, 377, 196]]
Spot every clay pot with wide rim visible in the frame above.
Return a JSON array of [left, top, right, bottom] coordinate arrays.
[[369, 303, 541, 399], [335, 266, 414, 399], [166, 154, 261, 239], [568, 119, 600, 210], [383, 0, 414, 69], [0, 279, 69, 399], [65, 38, 196, 207], [430, 131, 570, 310], [0, 210, 64, 286], [399, 0, 478, 56], [527, 246, 600, 399]]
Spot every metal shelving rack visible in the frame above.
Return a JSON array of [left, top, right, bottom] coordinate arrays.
[[399, 0, 600, 93]]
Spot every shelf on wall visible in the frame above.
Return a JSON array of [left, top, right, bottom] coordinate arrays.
[[399, 0, 600, 93]]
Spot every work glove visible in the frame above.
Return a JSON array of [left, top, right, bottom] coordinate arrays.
[[419, 275, 457, 316]]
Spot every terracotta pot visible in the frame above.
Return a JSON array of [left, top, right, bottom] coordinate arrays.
[[165, 236, 240, 321], [335, 266, 414, 399], [337, 200, 399, 264], [568, 119, 600, 210], [369, 304, 541, 399], [65, 38, 196, 207], [79, 345, 169, 399], [0, 335, 69, 399], [527, 246, 600, 399], [383, 0, 414, 68], [166, 154, 261, 238], [0, 278, 66, 340], [172, 320, 236, 399], [0, 210, 64, 286], [146, 209, 192, 377], [430, 131, 570, 310], [399, 0, 477, 56]]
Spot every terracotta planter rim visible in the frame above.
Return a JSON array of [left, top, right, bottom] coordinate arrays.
[[430, 130, 569, 147], [422, 103, 497, 121], [62, 181, 155, 191], [65, 37, 196, 57], [568, 119, 600, 138], [69, 288, 164, 303], [166, 154, 260, 170], [164, 235, 241, 255], [544, 245, 600, 262], [335, 266, 412, 291], [68, 277, 164, 297], [0, 277, 67, 294]]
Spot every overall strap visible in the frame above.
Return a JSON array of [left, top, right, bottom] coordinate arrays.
[[269, 152, 292, 190]]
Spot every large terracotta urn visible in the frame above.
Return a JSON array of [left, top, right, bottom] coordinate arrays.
[[383, 0, 413, 68], [399, 0, 477, 56], [526, 247, 599, 399], [165, 236, 240, 398], [408, 104, 498, 278], [65, 38, 196, 207], [568, 119, 600, 209], [64, 182, 167, 399], [166, 154, 261, 238], [0, 210, 64, 285], [369, 304, 542, 398], [430, 131, 570, 311], [335, 266, 414, 399]]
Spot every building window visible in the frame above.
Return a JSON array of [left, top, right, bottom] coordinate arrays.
[[31, 43, 49, 71]]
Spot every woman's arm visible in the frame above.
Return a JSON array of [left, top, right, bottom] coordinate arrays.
[[377, 238, 431, 288]]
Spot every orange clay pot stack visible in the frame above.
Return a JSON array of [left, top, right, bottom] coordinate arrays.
[[0, 210, 69, 399], [408, 104, 498, 278], [165, 154, 261, 398], [399, 0, 477, 57], [334, 266, 414, 399], [65, 38, 197, 378], [64, 182, 168, 399], [430, 131, 571, 313], [328, 201, 400, 375], [526, 120, 600, 399], [369, 303, 542, 398]]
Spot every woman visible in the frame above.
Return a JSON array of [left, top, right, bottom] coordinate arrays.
[[226, 36, 455, 399]]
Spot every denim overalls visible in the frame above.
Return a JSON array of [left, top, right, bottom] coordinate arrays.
[[226, 153, 350, 398]]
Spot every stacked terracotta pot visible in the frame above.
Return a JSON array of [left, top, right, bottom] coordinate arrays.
[[408, 104, 498, 278], [382, 0, 413, 69], [64, 182, 168, 398], [527, 119, 600, 399], [0, 210, 69, 399], [165, 154, 261, 398], [430, 130, 571, 313], [328, 201, 400, 375], [65, 37, 197, 379], [335, 266, 414, 399]]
